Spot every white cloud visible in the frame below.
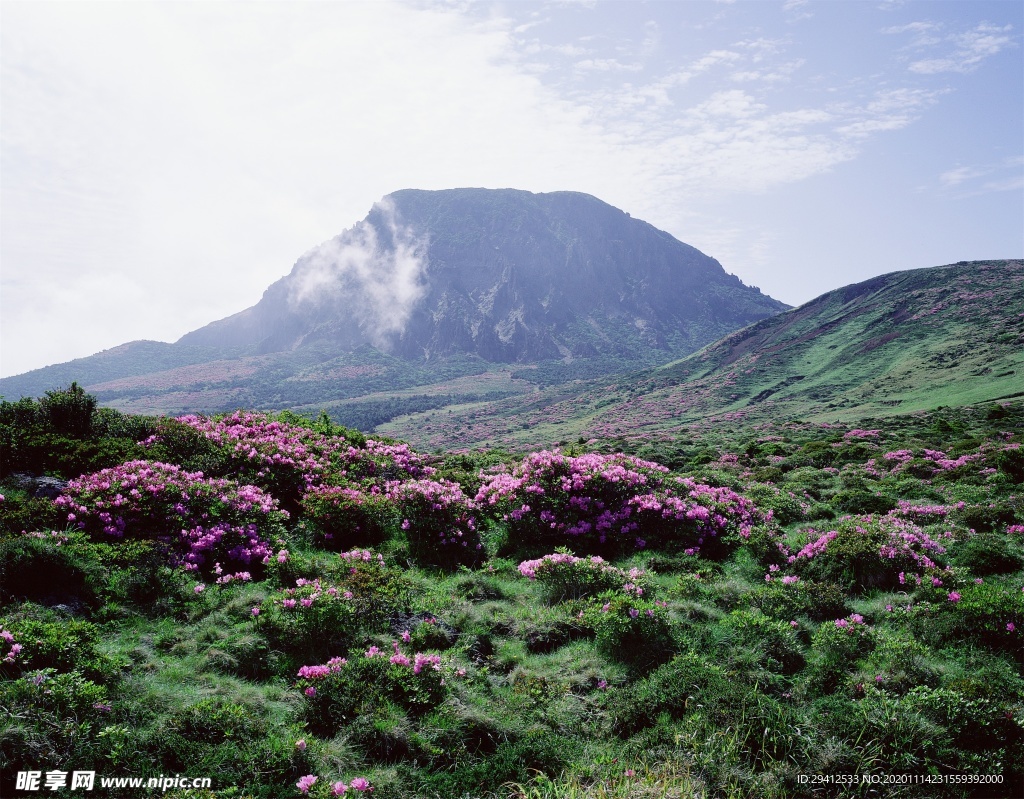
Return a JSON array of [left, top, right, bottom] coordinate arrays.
[[574, 57, 643, 72], [289, 198, 428, 347], [884, 21, 1017, 74], [939, 157, 1024, 196]]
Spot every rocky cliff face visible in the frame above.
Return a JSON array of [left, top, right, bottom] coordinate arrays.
[[178, 189, 787, 363]]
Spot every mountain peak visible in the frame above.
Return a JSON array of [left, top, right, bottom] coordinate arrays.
[[178, 187, 786, 364]]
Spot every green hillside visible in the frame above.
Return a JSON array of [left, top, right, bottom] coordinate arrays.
[[380, 260, 1024, 451], [2, 385, 1023, 798]]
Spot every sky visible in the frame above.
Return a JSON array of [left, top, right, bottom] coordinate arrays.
[[1, 0, 1021, 378]]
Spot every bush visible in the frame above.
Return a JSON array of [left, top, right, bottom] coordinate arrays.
[[477, 450, 762, 558], [611, 652, 734, 736], [39, 383, 96, 438], [297, 644, 448, 735], [386, 479, 482, 569], [806, 614, 875, 695], [588, 592, 673, 674], [788, 515, 947, 593], [54, 461, 288, 580], [0, 531, 106, 609], [753, 579, 850, 622], [300, 483, 392, 550], [951, 534, 1024, 575], [517, 550, 651, 602], [912, 580, 1024, 651], [717, 609, 804, 674], [260, 578, 359, 666], [0, 617, 118, 683]]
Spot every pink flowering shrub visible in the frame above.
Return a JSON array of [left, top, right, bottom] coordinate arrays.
[[54, 460, 286, 579], [518, 550, 651, 601], [477, 451, 762, 557], [386, 479, 482, 569], [335, 439, 435, 485], [0, 624, 22, 671], [261, 578, 358, 663], [297, 641, 448, 733], [786, 514, 947, 593], [148, 412, 345, 509], [300, 483, 392, 550]]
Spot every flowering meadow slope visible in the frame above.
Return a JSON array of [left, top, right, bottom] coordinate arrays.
[[1, 390, 1023, 798]]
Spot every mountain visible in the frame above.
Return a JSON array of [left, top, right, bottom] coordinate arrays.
[[377, 260, 1024, 451], [1, 189, 787, 419], [178, 188, 785, 362]]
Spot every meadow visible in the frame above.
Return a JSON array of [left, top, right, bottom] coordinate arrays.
[[1, 384, 1022, 798]]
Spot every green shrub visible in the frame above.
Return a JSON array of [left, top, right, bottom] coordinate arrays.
[[39, 383, 96, 437], [717, 609, 804, 674], [753, 579, 850, 622], [0, 617, 119, 683], [588, 593, 673, 675], [912, 580, 1024, 651], [951, 533, 1024, 575], [806, 614, 875, 695], [0, 531, 106, 608], [831, 489, 897, 515], [611, 652, 735, 736], [260, 577, 359, 666], [743, 483, 809, 525]]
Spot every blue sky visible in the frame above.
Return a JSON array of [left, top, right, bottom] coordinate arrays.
[[2, 0, 1021, 377]]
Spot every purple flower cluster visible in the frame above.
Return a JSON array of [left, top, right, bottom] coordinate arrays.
[[386, 478, 482, 567], [54, 460, 286, 577], [477, 450, 762, 554], [165, 411, 342, 488], [1, 626, 21, 665]]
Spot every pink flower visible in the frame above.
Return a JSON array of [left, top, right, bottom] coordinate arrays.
[[331, 783, 348, 796], [297, 775, 317, 794], [948, 592, 961, 603], [1007, 622, 1016, 632], [349, 776, 372, 792], [194, 584, 205, 594], [625, 769, 635, 777], [295, 739, 306, 751], [251, 607, 260, 616], [597, 679, 608, 690], [401, 630, 411, 643], [304, 687, 316, 697]]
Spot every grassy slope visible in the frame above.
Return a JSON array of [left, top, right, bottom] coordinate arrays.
[[380, 260, 1024, 451], [3, 396, 1023, 799]]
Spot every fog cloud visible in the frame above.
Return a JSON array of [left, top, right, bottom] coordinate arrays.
[[288, 198, 428, 347]]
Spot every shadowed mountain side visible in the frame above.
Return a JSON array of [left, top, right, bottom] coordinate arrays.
[[378, 260, 1024, 451]]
